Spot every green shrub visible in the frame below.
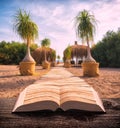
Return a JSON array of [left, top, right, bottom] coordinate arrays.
[[0, 41, 38, 64], [91, 30, 120, 67]]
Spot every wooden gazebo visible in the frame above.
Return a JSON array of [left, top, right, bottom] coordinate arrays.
[[32, 47, 56, 65], [64, 41, 87, 66]]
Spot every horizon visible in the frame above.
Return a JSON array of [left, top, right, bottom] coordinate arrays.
[[0, 0, 120, 57]]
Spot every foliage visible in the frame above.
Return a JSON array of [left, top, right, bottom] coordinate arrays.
[[51, 50, 56, 61], [57, 55, 60, 60], [64, 46, 71, 60], [91, 30, 120, 67], [75, 9, 97, 45], [75, 9, 97, 61], [13, 9, 38, 62], [13, 9, 38, 47], [41, 38, 51, 61], [0, 41, 38, 64], [41, 38, 51, 48]]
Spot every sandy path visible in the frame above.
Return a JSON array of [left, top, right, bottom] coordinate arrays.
[[0, 65, 120, 99]]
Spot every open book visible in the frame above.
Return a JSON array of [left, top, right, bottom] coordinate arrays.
[[12, 80, 105, 112]]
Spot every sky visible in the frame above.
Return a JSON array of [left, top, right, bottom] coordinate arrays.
[[0, 0, 120, 58]]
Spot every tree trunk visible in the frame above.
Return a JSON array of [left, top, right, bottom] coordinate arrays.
[[85, 36, 96, 62], [76, 57, 78, 66], [44, 49, 47, 62], [22, 38, 35, 62]]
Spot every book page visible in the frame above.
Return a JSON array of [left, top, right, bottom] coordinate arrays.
[[13, 84, 60, 112], [60, 85, 96, 105], [59, 85, 103, 111], [24, 84, 60, 105]]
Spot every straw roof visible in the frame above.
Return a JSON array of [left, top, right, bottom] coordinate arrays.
[[32, 47, 56, 65], [64, 41, 87, 60]]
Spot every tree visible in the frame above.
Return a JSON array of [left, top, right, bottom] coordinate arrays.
[[64, 46, 71, 68], [57, 55, 60, 63], [75, 9, 97, 61], [41, 38, 51, 61], [57, 55, 60, 60], [51, 50, 56, 67], [13, 9, 38, 62], [91, 30, 120, 67], [51, 50, 56, 61], [64, 46, 71, 61], [0, 41, 38, 64]]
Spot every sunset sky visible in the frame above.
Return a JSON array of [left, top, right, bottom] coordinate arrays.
[[0, 0, 120, 58]]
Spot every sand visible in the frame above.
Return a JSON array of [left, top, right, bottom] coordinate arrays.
[[0, 65, 120, 128], [0, 65, 49, 98], [0, 65, 120, 99], [67, 67, 120, 98]]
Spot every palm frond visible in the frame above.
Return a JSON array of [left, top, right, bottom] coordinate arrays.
[[75, 9, 97, 44], [13, 9, 38, 45], [41, 38, 51, 48]]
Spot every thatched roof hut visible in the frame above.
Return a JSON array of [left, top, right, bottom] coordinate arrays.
[[64, 41, 87, 64], [70, 41, 87, 59], [32, 47, 56, 65]]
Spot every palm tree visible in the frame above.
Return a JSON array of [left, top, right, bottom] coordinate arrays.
[[41, 38, 51, 62], [13, 9, 38, 62], [75, 9, 97, 62]]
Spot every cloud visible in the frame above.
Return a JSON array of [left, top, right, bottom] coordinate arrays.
[[52, 5, 64, 17], [93, 0, 120, 41], [0, 0, 120, 57]]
